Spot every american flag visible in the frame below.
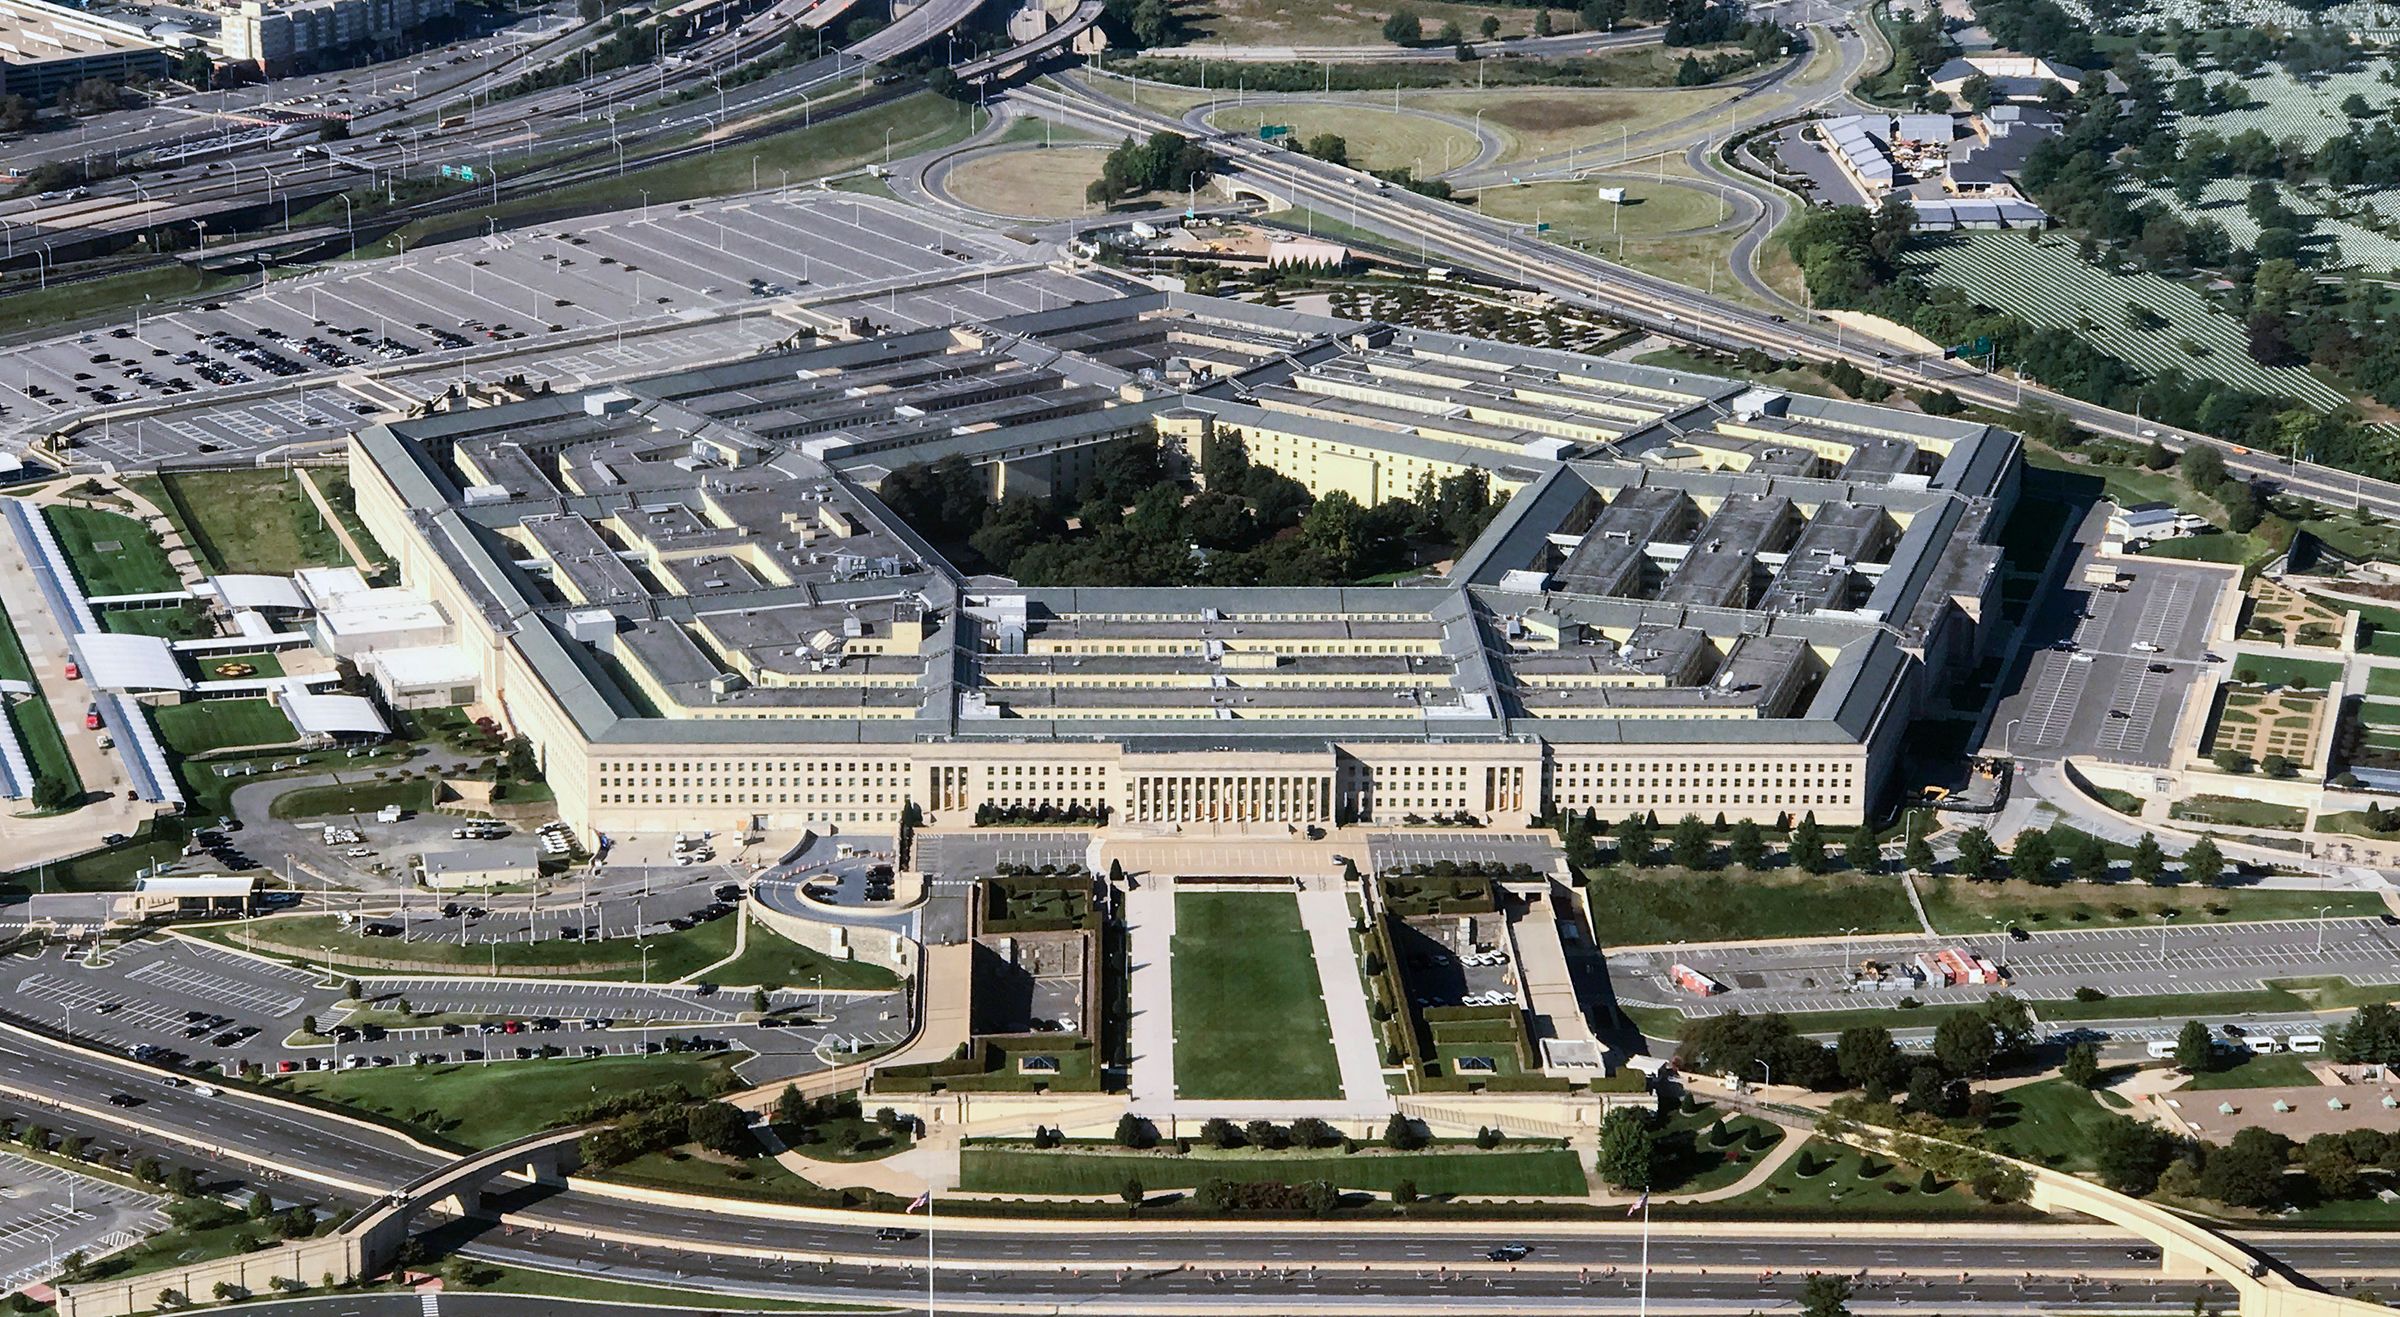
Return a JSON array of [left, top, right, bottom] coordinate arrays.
[[907, 1191, 932, 1214], [1626, 1192, 1649, 1217]]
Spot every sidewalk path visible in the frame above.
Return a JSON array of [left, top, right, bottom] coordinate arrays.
[[1296, 887, 1391, 1112], [1123, 882, 1176, 1109]]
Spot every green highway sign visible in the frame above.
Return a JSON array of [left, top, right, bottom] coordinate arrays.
[[1258, 125, 1293, 140]]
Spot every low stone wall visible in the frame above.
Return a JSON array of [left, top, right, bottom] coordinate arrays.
[[750, 900, 914, 979], [58, 1236, 364, 1317]]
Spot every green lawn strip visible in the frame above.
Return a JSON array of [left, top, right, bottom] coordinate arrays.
[[1650, 1100, 1785, 1194], [777, 1113, 914, 1163], [2178, 1052, 2322, 1091], [188, 650, 286, 680], [958, 1142, 1585, 1197], [1918, 878, 2385, 934], [182, 911, 739, 982], [154, 470, 349, 575], [1672, 1139, 2037, 1221], [75, 1199, 335, 1286], [2353, 699, 2400, 728], [2225, 654, 2343, 690], [44, 504, 184, 596], [448, 1258, 856, 1310], [1630, 977, 2400, 1039], [0, 266, 248, 342], [1635, 348, 1844, 399], [2140, 534, 2256, 564], [266, 777, 437, 820], [305, 471, 394, 568], [1977, 1077, 2123, 1173], [267, 1053, 740, 1147], [0, 604, 81, 802], [101, 601, 216, 640], [2314, 812, 2400, 840], [2167, 795, 2307, 831], [1580, 868, 1920, 943], [152, 700, 299, 755], [1170, 891, 1343, 1101], [703, 917, 897, 993]]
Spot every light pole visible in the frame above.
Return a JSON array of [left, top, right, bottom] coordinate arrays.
[[1753, 1058, 1772, 1091], [2316, 906, 2332, 954]]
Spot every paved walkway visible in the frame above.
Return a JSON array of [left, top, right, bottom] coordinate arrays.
[[1295, 887, 1392, 1114], [1122, 883, 1176, 1109]]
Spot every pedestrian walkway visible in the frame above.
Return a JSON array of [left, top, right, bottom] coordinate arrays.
[[1294, 887, 1390, 1112], [1122, 882, 1176, 1109]]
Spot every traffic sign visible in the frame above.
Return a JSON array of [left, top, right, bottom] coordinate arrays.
[[1258, 124, 1292, 140], [1944, 334, 1993, 359]]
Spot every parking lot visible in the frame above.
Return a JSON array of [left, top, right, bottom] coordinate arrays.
[[1367, 833, 1563, 877], [0, 1155, 167, 1295], [1613, 916, 2400, 1018], [10, 191, 1125, 470], [0, 927, 902, 1086], [1990, 512, 2226, 766]]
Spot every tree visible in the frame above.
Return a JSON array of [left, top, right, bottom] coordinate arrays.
[[1844, 822, 1878, 873], [1728, 818, 1766, 869], [2009, 829, 2056, 884], [1954, 826, 1997, 879], [1115, 1113, 1158, 1149], [1800, 1272, 1854, 1317], [30, 775, 72, 810], [1932, 1012, 1997, 1078], [1382, 8, 1423, 43], [1671, 814, 1713, 869], [1579, 0, 1623, 29], [2182, 836, 2225, 887], [1836, 1025, 1900, 1092], [2069, 830, 2109, 883], [2091, 1115, 2177, 1195], [1479, 13, 1500, 38], [2175, 1019, 2216, 1075], [750, 987, 771, 1016], [1243, 1119, 1284, 1150], [1790, 812, 1826, 875], [2303, 1133, 2362, 1199], [1203, 1117, 1241, 1149], [2200, 1127, 2293, 1209], [0, 94, 35, 133], [1595, 1108, 1657, 1190], [2061, 1041, 2101, 1089], [1903, 827, 1934, 875], [1120, 1177, 1146, 1209], [1616, 812, 1656, 867], [774, 1085, 805, 1128], [343, 979, 363, 1001], [1303, 1179, 1340, 1217], [1383, 1114, 1427, 1151], [1532, 6, 1553, 35], [2130, 833, 2167, 885], [248, 1190, 275, 1219], [167, 1167, 201, 1197], [684, 1102, 754, 1156]]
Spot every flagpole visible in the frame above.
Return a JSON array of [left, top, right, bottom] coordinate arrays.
[[1638, 1192, 1650, 1317], [926, 1190, 935, 1316]]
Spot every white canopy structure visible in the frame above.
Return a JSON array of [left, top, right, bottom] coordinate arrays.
[[75, 632, 192, 692], [275, 688, 390, 738]]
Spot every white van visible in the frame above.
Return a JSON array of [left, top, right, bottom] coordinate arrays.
[[2288, 1035, 2325, 1054], [2245, 1036, 2281, 1054], [2146, 1039, 2179, 1059]]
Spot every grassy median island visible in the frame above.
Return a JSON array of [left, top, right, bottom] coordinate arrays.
[[705, 918, 899, 993], [959, 1140, 1586, 1197], [1171, 891, 1343, 1101], [183, 910, 740, 981], [266, 776, 440, 820], [1919, 878, 2387, 933], [1679, 1138, 2040, 1221], [269, 1052, 740, 1147], [1582, 867, 1920, 943]]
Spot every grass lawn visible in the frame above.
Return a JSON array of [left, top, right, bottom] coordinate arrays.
[[704, 915, 898, 993], [2181, 1052, 2322, 1091], [778, 1113, 914, 1162], [305, 470, 393, 567], [0, 603, 83, 805], [267, 776, 437, 820], [1631, 976, 2400, 1039], [1919, 879, 2385, 934], [1204, 103, 1480, 174], [152, 699, 298, 755], [1652, 1101, 1785, 1194], [0, 266, 247, 342], [1171, 891, 1343, 1101], [45, 504, 183, 596], [598, 1143, 838, 1206], [75, 1200, 332, 1285], [2142, 534, 2257, 564], [1421, 86, 1739, 167], [1636, 346, 1845, 399], [153, 469, 349, 575], [186, 910, 741, 982], [2226, 654, 2343, 690], [1979, 1077, 2125, 1172], [958, 1142, 1585, 1197], [941, 145, 1111, 219], [2168, 795, 2308, 831], [2090, 786, 2145, 816], [1187, 0, 1578, 46], [1582, 868, 1920, 944], [101, 601, 216, 640], [271, 1052, 739, 1147], [2315, 811, 2400, 840], [1680, 1139, 2034, 1220]]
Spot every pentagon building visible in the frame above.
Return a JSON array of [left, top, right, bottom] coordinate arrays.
[[347, 292, 2016, 841]]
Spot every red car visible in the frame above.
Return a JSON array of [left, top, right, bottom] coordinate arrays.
[[62, 662, 78, 681]]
